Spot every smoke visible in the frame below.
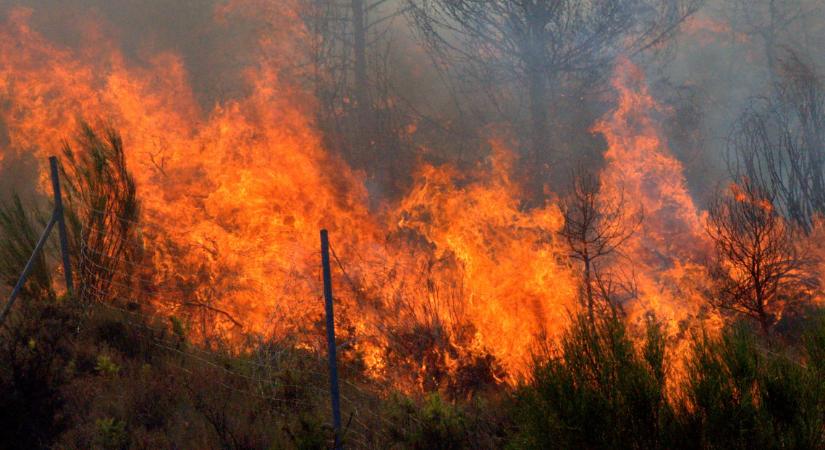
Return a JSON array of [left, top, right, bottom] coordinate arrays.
[[0, 0, 266, 107], [1, 0, 824, 203], [0, 0, 824, 380], [654, 0, 825, 204]]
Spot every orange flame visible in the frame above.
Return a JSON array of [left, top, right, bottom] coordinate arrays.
[[594, 58, 720, 376], [0, 7, 742, 387]]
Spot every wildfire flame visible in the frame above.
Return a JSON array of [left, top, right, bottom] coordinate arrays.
[[595, 58, 721, 375], [0, 5, 740, 387]]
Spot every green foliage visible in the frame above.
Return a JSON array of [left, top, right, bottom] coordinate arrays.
[[386, 393, 469, 449], [95, 355, 120, 376], [511, 313, 673, 449], [682, 320, 825, 449], [419, 394, 470, 448], [802, 309, 825, 374], [169, 315, 187, 342], [512, 313, 825, 450], [0, 193, 54, 301]]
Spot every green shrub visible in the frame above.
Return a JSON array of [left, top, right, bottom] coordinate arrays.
[[95, 354, 120, 376], [385, 393, 469, 449], [510, 313, 674, 449], [681, 319, 825, 449]]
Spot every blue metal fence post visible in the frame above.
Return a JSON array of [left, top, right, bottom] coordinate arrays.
[[49, 156, 74, 298], [320, 229, 343, 449]]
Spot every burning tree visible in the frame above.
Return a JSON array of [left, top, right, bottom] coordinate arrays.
[[299, 0, 416, 194], [0, 123, 140, 308], [407, 0, 702, 192], [706, 179, 817, 335], [59, 123, 140, 307], [560, 169, 640, 322]]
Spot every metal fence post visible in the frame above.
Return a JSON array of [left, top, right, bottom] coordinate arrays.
[[1, 156, 74, 324], [320, 229, 343, 449], [0, 215, 57, 324], [49, 156, 74, 298]]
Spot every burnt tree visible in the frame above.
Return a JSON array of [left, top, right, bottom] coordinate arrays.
[[706, 179, 816, 335], [301, 0, 414, 194], [728, 52, 825, 232], [560, 169, 640, 323]]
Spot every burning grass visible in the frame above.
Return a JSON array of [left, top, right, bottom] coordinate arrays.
[[0, 3, 824, 447]]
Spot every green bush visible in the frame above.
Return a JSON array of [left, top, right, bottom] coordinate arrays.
[[385, 393, 469, 449], [510, 313, 674, 449], [95, 354, 120, 376], [511, 312, 825, 450], [682, 319, 825, 449]]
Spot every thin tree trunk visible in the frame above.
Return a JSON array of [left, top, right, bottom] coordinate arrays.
[[527, 63, 549, 194], [764, 0, 780, 86], [755, 289, 771, 336], [352, 0, 370, 168], [584, 257, 594, 324]]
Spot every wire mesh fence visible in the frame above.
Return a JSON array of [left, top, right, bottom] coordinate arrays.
[[75, 227, 392, 447], [0, 157, 408, 448]]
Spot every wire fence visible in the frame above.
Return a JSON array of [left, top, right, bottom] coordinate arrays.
[[72, 221, 391, 447], [0, 155, 483, 448]]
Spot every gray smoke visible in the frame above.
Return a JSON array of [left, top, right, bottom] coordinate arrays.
[[0, 0, 824, 208]]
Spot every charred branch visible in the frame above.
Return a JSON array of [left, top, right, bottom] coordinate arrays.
[[706, 179, 818, 334]]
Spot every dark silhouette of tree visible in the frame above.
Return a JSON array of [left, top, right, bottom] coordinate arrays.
[[728, 51, 825, 232], [560, 169, 640, 322], [705, 179, 817, 335], [301, 0, 414, 194], [407, 0, 702, 195]]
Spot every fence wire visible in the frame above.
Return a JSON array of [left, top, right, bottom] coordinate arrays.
[[71, 216, 391, 447]]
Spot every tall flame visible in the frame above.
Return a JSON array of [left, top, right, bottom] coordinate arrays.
[[0, 7, 731, 385], [595, 58, 720, 370]]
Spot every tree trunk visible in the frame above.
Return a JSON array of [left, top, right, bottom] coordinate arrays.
[[755, 290, 771, 336], [584, 257, 594, 324], [759, 312, 771, 336], [527, 62, 549, 197], [352, 0, 371, 168], [764, 0, 780, 86]]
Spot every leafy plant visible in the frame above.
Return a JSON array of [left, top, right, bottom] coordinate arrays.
[[512, 313, 673, 449], [95, 355, 120, 376]]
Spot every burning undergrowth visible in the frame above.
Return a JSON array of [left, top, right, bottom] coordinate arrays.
[[0, 1, 821, 397]]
